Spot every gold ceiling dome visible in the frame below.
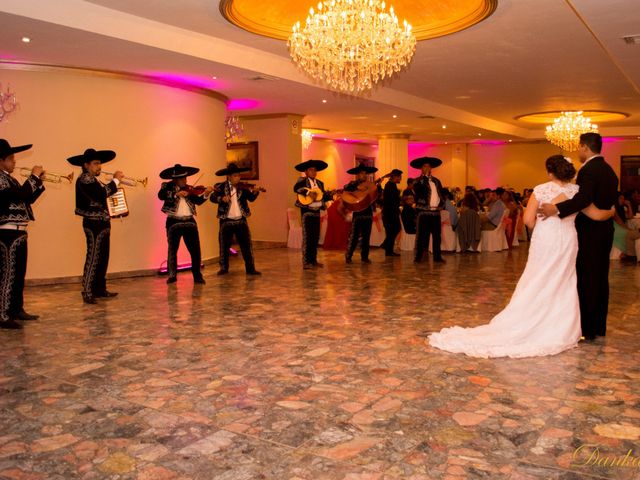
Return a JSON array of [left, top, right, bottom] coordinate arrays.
[[516, 111, 629, 125], [220, 0, 497, 41]]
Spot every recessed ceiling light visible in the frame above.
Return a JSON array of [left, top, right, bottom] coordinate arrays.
[[343, 138, 347, 141], [392, 114, 397, 118], [444, 142, 448, 145], [21, 37, 31, 43], [322, 99, 327, 103], [212, 76, 218, 79], [508, 139, 512, 142], [455, 95, 471, 100], [442, 125, 446, 129]]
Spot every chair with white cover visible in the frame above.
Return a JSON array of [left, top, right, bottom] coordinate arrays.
[[481, 211, 509, 252], [369, 210, 385, 246], [512, 213, 521, 247], [610, 245, 623, 260], [319, 210, 328, 245], [287, 208, 302, 249], [441, 210, 457, 251], [428, 210, 456, 252], [399, 217, 415, 251]]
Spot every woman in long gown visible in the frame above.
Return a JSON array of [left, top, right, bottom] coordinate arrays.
[[428, 155, 614, 358]]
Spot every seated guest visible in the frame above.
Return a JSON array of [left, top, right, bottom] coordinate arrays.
[[501, 189, 520, 247], [613, 191, 640, 261], [629, 188, 640, 215], [480, 187, 506, 231], [457, 193, 481, 252], [401, 194, 417, 234], [442, 188, 458, 230], [401, 177, 415, 198]]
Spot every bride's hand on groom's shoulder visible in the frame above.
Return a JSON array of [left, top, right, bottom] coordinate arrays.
[[538, 203, 559, 219]]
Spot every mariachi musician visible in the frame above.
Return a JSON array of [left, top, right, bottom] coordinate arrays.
[[381, 168, 403, 257], [343, 164, 380, 264], [68, 148, 124, 304], [210, 162, 262, 276], [293, 159, 334, 270], [411, 156, 446, 264], [0, 139, 45, 329], [158, 164, 213, 284]]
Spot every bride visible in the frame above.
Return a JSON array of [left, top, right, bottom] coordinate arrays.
[[428, 155, 614, 358]]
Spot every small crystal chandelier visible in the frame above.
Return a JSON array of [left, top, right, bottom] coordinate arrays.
[[224, 113, 244, 142], [545, 111, 598, 152], [301, 129, 314, 149], [288, 0, 416, 94], [0, 84, 18, 123]]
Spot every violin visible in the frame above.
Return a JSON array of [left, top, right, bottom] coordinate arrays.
[[236, 182, 267, 193], [180, 185, 209, 196]]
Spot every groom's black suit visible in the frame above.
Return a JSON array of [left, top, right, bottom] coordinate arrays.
[[556, 156, 618, 338]]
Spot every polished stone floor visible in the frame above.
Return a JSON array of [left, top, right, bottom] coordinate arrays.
[[1, 247, 639, 480]]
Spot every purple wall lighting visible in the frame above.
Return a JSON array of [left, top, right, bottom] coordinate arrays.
[[227, 98, 261, 110]]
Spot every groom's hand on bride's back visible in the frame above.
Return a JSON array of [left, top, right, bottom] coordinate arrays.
[[538, 203, 559, 219]]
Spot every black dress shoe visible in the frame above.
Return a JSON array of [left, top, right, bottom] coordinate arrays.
[[166, 276, 177, 284], [433, 258, 446, 263], [1, 319, 22, 329], [194, 277, 206, 284], [385, 252, 400, 257], [95, 291, 118, 298], [313, 262, 324, 268], [582, 335, 596, 341], [217, 269, 228, 275], [82, 294, 97, 304], [303, 264, 313, 270], [345, 257, 353, 264], [361, 258, 372, 264], [246, 270, 262, 276], [13, 310, 39, 321]]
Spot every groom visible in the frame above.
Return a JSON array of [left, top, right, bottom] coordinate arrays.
[[540, 133, 618, 340]]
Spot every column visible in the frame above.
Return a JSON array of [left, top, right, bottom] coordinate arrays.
[[377, 134, 410, 175]]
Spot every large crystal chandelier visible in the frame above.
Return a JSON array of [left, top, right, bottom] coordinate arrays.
[[545, 111, 598, 152], [288, 0, 416, 94]]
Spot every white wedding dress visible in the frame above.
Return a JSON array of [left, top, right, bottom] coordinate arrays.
[[428, 181, 581, 358]]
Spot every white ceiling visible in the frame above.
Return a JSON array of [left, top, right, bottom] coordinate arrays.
[[1, 0, 639, 144]]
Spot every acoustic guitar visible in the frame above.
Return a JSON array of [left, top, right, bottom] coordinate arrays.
[[297, 187, 340, 206], [338, 172, 392, 214]]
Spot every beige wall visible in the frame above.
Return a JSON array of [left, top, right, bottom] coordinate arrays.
[[233, 115, 302, 242], [304, 139, 378, 190], [408, 140, 639, 191], [0, 67, 227, 280]]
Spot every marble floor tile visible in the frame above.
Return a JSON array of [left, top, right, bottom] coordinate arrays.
[[1, 247, 638, 479]]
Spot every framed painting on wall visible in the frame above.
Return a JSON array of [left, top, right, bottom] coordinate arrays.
[[354, 154, 376, 181], [226, 141, 259, 180]]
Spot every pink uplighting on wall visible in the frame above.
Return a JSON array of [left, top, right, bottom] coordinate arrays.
[[142, 72, 225, 90], [227, 98, 261, 110]]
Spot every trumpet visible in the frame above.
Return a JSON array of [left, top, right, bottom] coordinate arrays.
[[19, 167, 74, 184], [101, 171, 148, 188]]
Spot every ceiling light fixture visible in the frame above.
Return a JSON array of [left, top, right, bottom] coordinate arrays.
[[0, 84, 18, 122], [545, 111, 598, 151], [21, 37, 31, 43], [442, 125, 446, 129], [224, 112, 244, 142], [288, 0, 416, 94], [393, 115, 398, 119]]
